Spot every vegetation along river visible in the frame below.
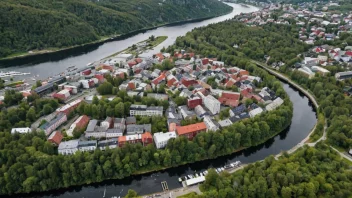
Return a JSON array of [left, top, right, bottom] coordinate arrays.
[[0, 3, 317, 198]]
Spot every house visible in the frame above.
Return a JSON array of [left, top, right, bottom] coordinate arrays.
[[48, 131, 63, 146], [40, 113, 67, 136], [194, 105, 208, 118], [106, 129, 124, 138], [218, 91, 240, 107], [218, 119, 233, 128], [118, 132, 153, 147], [203, 95, 221, 115], [147, 93, 169, 100], [335, 71, 352, 80], [153, 132, 177, 149], [98, 138, 118, 150], [176, 122, 207, 140], [78, 140, 97, 152], [126, 124, 151, 135], [56, 99, 82, 116], [126, 117, 136, 125], [101, 117, 113, 129], [178, 105, 197, 120], [114, 118, 126, 130], [249, 107, 263, 118], [203, 116, 219, 132], [130, 105, 163, 116], [11, 127, 32, 134], [229, 104, 246, 117], [187, 97, 202, 109], [66, 115, 90, 137], [266, 97, 284, 111], [58, 140, 79, 155]]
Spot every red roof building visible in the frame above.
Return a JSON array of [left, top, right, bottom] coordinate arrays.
[[102, 65, 114, 72], [128, 82, 136, 90], [128, 61, 137, 67], [187, 97, 202, 109], [48, 131, 63, 146], [176, 122, 207, 140], [241, 88, 253, 98], [94, 74, 105, 83], [202, 58, 209, 65], [118, 132, 153, 147], [152, 74, 166, 86], [135, 58, 143, 63], [239, 70, 249, 76], [76, 115, 90, 129], [218, 92, 240, 107], [181, 78, 198, 87]]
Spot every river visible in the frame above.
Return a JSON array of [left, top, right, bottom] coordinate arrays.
[[1, 3, 317, 198]]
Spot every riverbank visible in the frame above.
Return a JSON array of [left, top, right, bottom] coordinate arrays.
[[0, 10, 233, 63]]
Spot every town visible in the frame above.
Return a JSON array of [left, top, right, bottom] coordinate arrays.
[[7, 49, 284, 156]]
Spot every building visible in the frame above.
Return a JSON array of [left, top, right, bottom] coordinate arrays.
[[56, 99, 83, 116], [126, 117, 136, 125], [114, 118, 126, 130], [266, 97, 284, 111], [229, 104, 246, 117], [58, 140, 79, 155], [203, 115, 219, 132], [147, 93, 169, 100], [204, 95, 221, 115], [40, 113, 67, 136], [106, 129, 123, 138], [52, 89, 71, 100], [249, 107, 264, 118], [33, 83, 54, 96], [98, 138, 118, 150], [194, 105, 208, 118], [178, 105, 197, 120], [130, 105, 163, 116], [126, 124, 151, 135], [48, 131, 63, 145], [153, 132, 177, 149], [218, 91, 240, 107], [218, 119, 233, 128], [176, 122, 207, 140], [66, 115, 90, 137], [118, 132, 153, 147], [187, 97, 203, 109], [335, 71, 352, 80], [101, 117, 113, 129], [11, 127, 32, 134], [78, 140, 97, 152]]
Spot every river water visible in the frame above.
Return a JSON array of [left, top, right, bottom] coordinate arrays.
[[1, 3, 317, 198]]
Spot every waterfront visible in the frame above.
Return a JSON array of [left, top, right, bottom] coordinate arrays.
[[9, 82, 316, 198]]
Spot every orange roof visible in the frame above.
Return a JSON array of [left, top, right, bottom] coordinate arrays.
[[118, 136, 126, 142], [142, 132, 152, 141], [169, 123, 177, 132], [176, 122, 206, 135]]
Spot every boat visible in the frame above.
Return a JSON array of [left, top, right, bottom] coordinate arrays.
[[195, 173, 199, 177], [0, 71, 31, 78], [67, 65, 75, 69], [178, 177, 182, 182]]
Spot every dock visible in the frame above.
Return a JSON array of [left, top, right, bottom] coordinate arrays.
[[161, 181, 169, 191]]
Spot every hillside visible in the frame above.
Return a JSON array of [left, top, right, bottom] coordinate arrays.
[[0, 0, 232, 58]]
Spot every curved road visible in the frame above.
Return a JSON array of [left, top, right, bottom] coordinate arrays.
[[252, 60, 351, 162]]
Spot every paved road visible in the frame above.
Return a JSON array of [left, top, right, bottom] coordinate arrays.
[[252, 61, 351, 162]]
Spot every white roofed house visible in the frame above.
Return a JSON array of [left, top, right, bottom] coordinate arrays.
[[265, 97, 284, 111], [78, 140, 97, 152], [249, 107, 264, 118], [11, 127, 32, 134], [153, 132, 177, 149], [203, 115, 219, 132], [58, 140, 79, 155], [204, 95, 221, 115], [114, 118, 126, 130]]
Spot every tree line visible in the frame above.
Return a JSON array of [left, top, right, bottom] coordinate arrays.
[[0, 0, 232, 58]]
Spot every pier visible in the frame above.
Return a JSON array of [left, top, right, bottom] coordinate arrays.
[[161, 181, 169, 191]]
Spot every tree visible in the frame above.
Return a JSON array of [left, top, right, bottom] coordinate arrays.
[[125, 189, 138, 198], [43, 104, 53, 115], [97, 82, 113, 95], [92, 95, 99, 105], [36, 80, 42, 88], [26, 107, 36, 122], [115, 102, 125, 117]]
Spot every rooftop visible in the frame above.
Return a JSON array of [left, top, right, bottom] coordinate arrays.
[[176, 122, 207, 135]]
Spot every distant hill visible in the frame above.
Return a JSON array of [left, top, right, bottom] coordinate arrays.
[[0, 0, 232, 58]]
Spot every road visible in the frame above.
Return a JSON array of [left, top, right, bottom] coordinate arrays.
[[252, 61, 351, 162]]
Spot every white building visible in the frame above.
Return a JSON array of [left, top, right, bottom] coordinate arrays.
[[130, 105, 163, 116], [78, 140, 97, 152], [101, 117, 113, 129], [153, 132, 177, 149], [204, 95, 221, 115], [249, 107, 264, 118], [266, 97, 284, 111], [11, 127, 32, 134], [203, 115, 219, 132], [58, 140, 79, 155]]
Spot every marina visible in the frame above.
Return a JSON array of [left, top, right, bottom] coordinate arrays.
[[179, 161, 241, 187]]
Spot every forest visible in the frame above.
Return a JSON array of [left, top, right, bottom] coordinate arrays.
[[0, 60, 293, 195], [0, 0, 232, 58], [194, 144, 352, 198]]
